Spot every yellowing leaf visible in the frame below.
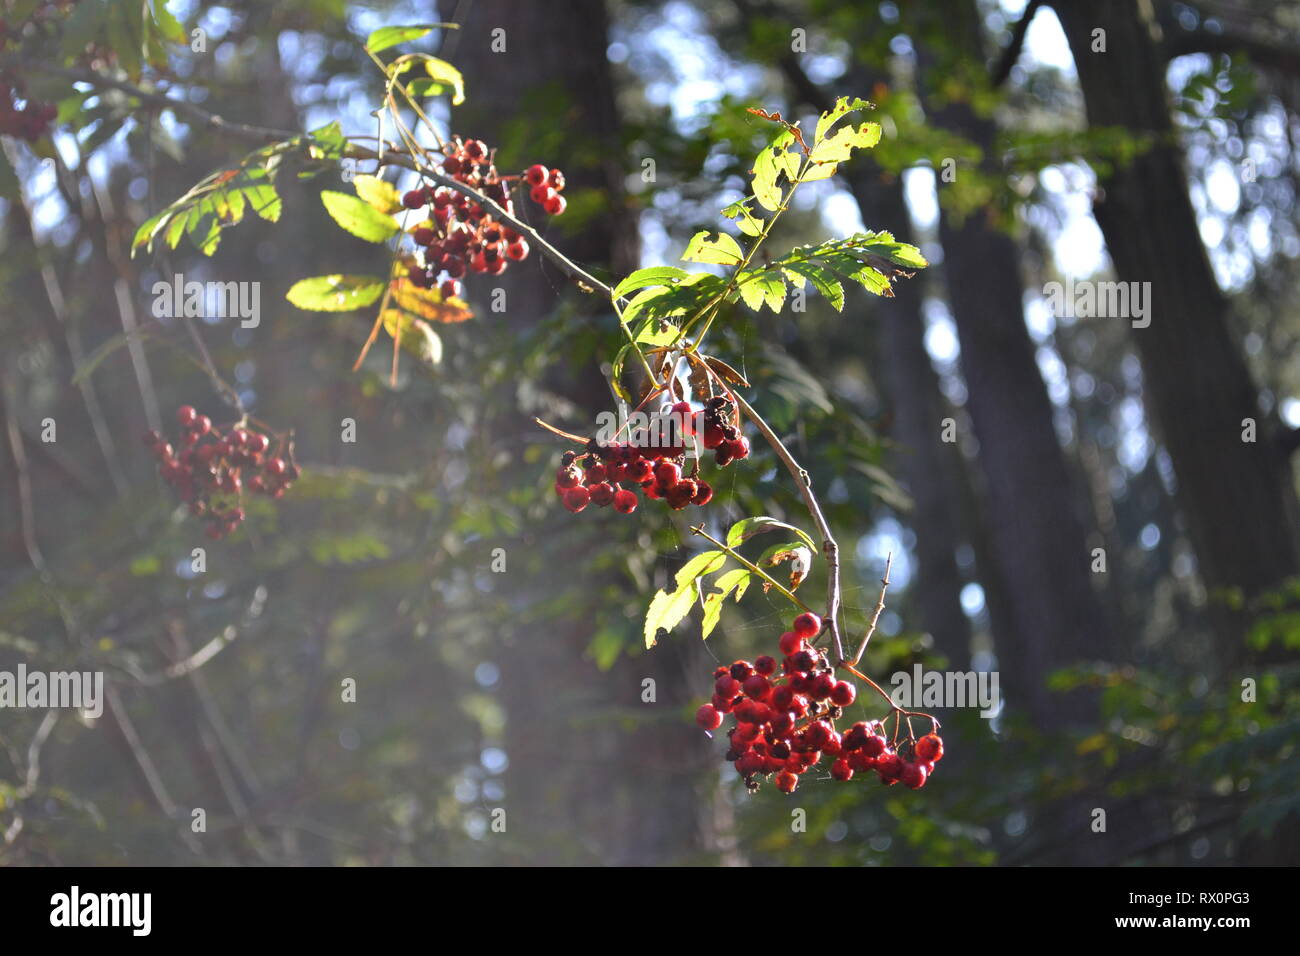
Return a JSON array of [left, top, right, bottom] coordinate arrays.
[[389, 278, 475, 323], [381, 310, 443, 367], [809, 121, 881, 166], [286, 274, 386, 311], [682, 230, 743, 266], [353, 174, 402, 214]]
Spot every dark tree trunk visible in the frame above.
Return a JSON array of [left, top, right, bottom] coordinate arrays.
[[861, 178, 974, 669], [1051, 0, 1300, 639], [915, 2, 1114, 729], [451, 0, 716, 865]]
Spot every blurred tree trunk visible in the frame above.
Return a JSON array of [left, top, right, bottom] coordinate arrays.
[[765, 46, 976, 670], [914, 2, 1114, 729], [451, 0, 717, 864], [1051, 0, 1300, 642], [862, 179, 975, 669]]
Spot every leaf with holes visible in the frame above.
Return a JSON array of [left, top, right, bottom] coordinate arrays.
[[682, 230, 743, 267]]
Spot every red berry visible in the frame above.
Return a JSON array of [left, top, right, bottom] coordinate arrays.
[[530, 184, 555, 205], [524, 164, 549, 187], [736, 752, 764, 776], [412, 226, 435, 245], [440, 279, 461, 298], [555, 467, 580, 489], [612, 489, 638, 514], [915, 733, 944, 763], [754, 655, 777, 676], [266, 458, 287, 477], [778, 631, 802, 656], [726, 435, 751, 460], [544, 194, 567, 216], [505, 239, 529, 260], [695, 704, 723, 731], [177, 405, 198, 427], [666, 481, 695, 510], [900, 761, 929, 790], [547, 168, 566, 191], [876, 752, 904, 783], [792, 612, 822, 639], [691, 479, 713, 506], [830, 680, 856, 707], [402, 189, 426, 209], [862, 734, 887, 758], [702, 424, 726, 449], [588, 482, 615, 507], [775, 770, 799, 793], [831, 757, 854, 781], [652, 461, 680, 487], [562, 486, 590, 513], [741, 674, 770, 700], [790, 650, 816, 673]]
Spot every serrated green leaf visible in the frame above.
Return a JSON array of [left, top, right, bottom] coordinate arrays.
[[700, 568, 753, 639], [307, 121, 347, 161], [242, 182, 281, 222], [286, 274, 386, 311], [612, 266, 691, 300], [675, 550, 727, 590], [644, 584, 699, 649], [737, 270, 786, 312], [354, 174, 402, 214], [320, 190, 400, 243], [682, 230, 743, 266], [421, 56, 466, 106], [726, 516, 815, 551], [366, 24, 437, 54], [783, 262, 844, 310]]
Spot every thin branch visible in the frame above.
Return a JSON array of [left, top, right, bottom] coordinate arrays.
[[850, 552, 893, 665], [991, 0, 1044, 88], [11, 62, 622, 305], [728, 390, 846, 665], [123, 625, 241, 686], [689, 525, 813, 613]]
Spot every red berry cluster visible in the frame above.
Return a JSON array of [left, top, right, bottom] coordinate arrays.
[[694, 612, 944, 793], [0, 77, 55, 142], [697, 396, 751, 466], [554, 397, 752, 515], [144, 406, 299, 540], [399, 136, 566, 298]]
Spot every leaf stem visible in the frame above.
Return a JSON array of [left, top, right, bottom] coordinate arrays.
[[688, 525, 813, 613]]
